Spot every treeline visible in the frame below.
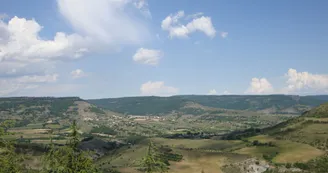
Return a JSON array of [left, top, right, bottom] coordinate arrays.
[[90, 126, 117, 135], [161, 131, 214, 139], [221, 128, 262, 140]]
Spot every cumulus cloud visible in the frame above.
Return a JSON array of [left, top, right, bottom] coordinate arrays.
[[140, 81, 179, 96], [246, 78, 274, 94], [133, 48, 162, 65], [161, 11, 216, 38], [71, 69, 87, 79], [0, 15, 89, 82], [0, 16, 88, 63], [285, 68, 328, 93], [245, 68, 328, 95], [57, 0, 150, 46], [0, 0, 152, 96], [207, 89, 217, 95]]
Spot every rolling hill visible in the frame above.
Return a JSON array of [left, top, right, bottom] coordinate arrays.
[[261, 103, 328, 150], [88, 95, 328, 115]]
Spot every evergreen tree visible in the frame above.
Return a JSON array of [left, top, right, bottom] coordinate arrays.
[[42, 120, 100, 173], [141, 140, 168, 173], [0, 120, 24, 173]]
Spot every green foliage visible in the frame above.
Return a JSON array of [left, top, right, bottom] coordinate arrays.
[[48, 99, 76, 117], [89, 107, 106, 114], [302, 103, 328, 118], [293, 162, 310, 170], [88, 95, 328, 115], [308, 154, 328, 173], [141, 141, 169, 173], [89, 96, 186, 115], [125, 135, 147, 145], [90, 126, 117, 135], [0, 120, 25, 173], [42, 120, 101, 173]]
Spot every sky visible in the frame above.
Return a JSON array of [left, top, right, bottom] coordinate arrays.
[[0, 0, 328, 99]]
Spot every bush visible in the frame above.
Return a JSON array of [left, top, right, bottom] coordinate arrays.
[[293, 162, 310, 170]]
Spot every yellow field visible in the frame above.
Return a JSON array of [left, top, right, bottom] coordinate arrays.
[[152, 138, 243, 151], [31, 139, 67, 144], [169, 151, 226, 173], [273, 140, 324, 163], [8, 129, 51, 134]]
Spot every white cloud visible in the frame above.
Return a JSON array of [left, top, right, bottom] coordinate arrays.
[[223, 90, 231, 95], [16, 74, 58, 83], [71, 69, 87, 79], [186, 12, 204, 20], [133, 48, 163, 65], [140, 81, 179, 96], [161, 11, 216, 38], [0, 16, 88, 63], [0, 74, 58, 96], [207, 89, 217, 95], [133, 0, 151, 18], [285, 68, 328, 93], [220, 32, 228, 38], [0, 16, 88, 82], [57, 0, 150, 46], [246, 78, 274, 94]]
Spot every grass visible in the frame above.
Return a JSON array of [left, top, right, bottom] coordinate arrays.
[[236, 146, 279, 159], [31, 139, 67, 144], [152, 138, 244, 151], [168, 151, 227, 173], [45, 124, 62, 129], [235, 135, 325, 163], [26, 123, 44, 129], [97, 138, 249, 173], [272, 140, 324, 163]]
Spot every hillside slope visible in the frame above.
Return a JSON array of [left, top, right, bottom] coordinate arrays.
[[262, 103, 328, 150], [0, 97, 120, 129], [88, 95, 328, 115]]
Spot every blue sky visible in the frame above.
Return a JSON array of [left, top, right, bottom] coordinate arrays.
[[0, 0, 328, 99]]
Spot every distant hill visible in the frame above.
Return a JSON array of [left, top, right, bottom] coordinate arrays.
[[0, 97, 115, 129], [88, 95, 328, 115]]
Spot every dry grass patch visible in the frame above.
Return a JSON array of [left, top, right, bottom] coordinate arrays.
[[237, 135, 325, 163], [273, 140, 324, 163]]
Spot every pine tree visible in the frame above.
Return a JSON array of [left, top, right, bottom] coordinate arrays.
[[141, 140, 168, 173], [42, 120, 100, 173], [0, 120, 24, 173]]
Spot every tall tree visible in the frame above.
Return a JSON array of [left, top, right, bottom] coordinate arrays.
[[42, 120, 100, 173], [141, 140, 168, 173], [0, 120, 24, 173]]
